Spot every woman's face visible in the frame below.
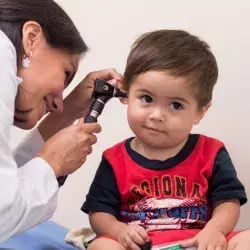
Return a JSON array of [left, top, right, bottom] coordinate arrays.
[[15, 23, 79, 130]]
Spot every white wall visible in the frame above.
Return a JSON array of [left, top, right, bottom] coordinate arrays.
[[10, 0, 250, 230]]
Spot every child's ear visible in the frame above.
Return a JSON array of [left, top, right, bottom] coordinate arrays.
[[119, 80, 128, 104], [120, 97, 128, 105], [194, 101, 212, 125]]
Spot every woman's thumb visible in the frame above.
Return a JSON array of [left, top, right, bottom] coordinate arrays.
[[78, 118, 84, 125], [179, 237, 197, 248]]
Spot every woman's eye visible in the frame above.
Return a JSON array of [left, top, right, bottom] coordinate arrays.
[[141, 95, 153, 103], [170, 102, 183, 110], [65, 71, 71, 80], [64, 71, 72, 86]]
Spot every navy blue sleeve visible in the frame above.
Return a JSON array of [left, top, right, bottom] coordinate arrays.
[[208, 147, 247, 206], [81, 156, 121, 219]]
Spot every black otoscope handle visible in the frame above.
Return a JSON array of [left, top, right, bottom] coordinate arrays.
[[57, 98, 105, 186], [83, 97, 107, 124], [57, 112, 97, 187], [57, 175, 68, 187], [84, 115, 97, 123]]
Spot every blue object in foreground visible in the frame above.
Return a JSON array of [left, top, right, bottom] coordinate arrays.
[[0, 221, 77, 250]]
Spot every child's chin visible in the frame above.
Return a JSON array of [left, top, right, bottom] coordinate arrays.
[[141, 137, 169, 148]]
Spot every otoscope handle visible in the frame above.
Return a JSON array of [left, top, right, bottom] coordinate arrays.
[[57, 98, 105, 186], [57, 175, 67, 187], [84, 115, 97, 123], [83, 97, 107, 123]]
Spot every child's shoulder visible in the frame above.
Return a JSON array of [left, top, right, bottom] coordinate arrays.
[[103, 137, 131, 154], [197, 133, 225, 148]]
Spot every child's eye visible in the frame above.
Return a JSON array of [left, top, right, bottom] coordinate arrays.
[[170, 102, 183, 110], [141, 95, 153, 103]]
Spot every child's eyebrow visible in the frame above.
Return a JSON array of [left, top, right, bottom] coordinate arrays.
[[169, 97, 190, 104], [136, 89, 154, 95], [137, 89, 190, 104]]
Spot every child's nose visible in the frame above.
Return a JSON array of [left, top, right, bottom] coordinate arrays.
[[149, 108, 165, 123]]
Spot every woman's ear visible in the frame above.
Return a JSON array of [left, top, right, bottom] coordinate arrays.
[[22, 21, 43, 56], [194, 101, 212, 125]]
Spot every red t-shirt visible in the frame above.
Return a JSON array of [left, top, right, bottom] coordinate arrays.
[[104, 135, 224, 245], [82, 134, 246, 245]]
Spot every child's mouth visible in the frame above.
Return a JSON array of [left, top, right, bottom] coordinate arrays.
[[144, 126, 165, 134]]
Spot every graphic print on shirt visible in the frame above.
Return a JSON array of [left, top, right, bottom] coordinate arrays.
[[120, 176, 210, 232]]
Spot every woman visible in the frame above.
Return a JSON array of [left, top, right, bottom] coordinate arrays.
[[0, 0, 122, 242]]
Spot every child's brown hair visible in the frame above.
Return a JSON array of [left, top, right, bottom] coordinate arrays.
[[123, 30, 218, 107]]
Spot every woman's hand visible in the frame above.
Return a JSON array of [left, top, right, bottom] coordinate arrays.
[[37, 119, 101, 177], [38, 68, 123, 142], [65, 68, 123, 119]]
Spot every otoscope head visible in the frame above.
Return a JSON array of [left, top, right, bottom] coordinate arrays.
[[115, 88, 127, 98], [92, 78, 127, 99], [84, 78, 127, 124]]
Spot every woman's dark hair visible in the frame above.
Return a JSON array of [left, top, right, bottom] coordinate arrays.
[[0, 0, 88, 65]]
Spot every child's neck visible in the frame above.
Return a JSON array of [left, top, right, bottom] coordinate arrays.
[[131, 137, 189, 161]]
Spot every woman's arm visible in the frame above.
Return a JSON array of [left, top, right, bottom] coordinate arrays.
[[14, 69, 122, 167]]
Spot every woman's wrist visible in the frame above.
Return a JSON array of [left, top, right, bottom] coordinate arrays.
[[38, 112, 75, 142], [36, 150, 61, 178]]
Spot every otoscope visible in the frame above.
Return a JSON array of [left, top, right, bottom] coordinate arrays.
[[84, 78, 127, 123], [57, 78, 127, 187]]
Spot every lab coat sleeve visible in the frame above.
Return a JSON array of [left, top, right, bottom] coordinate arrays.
[[0, 124, 59, 242], [13, 128, 45, 167]]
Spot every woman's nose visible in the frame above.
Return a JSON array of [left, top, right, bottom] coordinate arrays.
[[50, 95, 63, 113]]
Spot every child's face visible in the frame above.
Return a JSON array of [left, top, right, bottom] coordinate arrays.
[[125, 70, 210, 148]]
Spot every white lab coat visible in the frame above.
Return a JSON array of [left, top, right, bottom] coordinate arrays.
[[0, 30, 58, 242]]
